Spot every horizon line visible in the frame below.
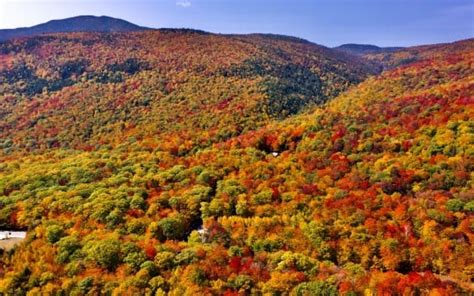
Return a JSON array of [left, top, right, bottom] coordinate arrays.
[[0, 14, 472, 49]]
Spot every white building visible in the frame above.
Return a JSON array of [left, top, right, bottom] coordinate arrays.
[[0, 231, 26, 240]]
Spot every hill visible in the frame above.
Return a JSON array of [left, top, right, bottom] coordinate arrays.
[[362, 38, 474, 69], [0, 29, 472, 294], [337, 39, 474, 71], [0, 30, 378, 153], [334, 43, 404, 55], [0, 16, 147, 41]]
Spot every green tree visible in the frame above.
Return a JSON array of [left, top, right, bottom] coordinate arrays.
[[292, 281, 337, 296], [46, 225, 64, 244], [158, 216, 187, 240], [85, 239, 122, 271]]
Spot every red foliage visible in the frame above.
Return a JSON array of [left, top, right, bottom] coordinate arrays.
[[264, 134, 279, 152], [223, 290, 239, 296], [229, 256, 242, 272], [338, 280, 354, 294], [240, 257, 254, 273], [331, 126, 346, 141], [301, 184, 321, 195], [401, 140, 413, 151], [144, 244, 157, 259], [271, 187, 280, 199], [126, 209, 143, 218], [216, 96, 234, 110], [9, 210, 19, 226]]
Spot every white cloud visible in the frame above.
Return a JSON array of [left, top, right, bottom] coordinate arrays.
[[176, 0, 191, 8]]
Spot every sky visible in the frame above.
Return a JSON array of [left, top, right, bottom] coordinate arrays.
[[0, 0, 473, 47]]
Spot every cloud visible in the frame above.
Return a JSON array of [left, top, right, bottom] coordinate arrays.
[[176, 0, 191, 8]]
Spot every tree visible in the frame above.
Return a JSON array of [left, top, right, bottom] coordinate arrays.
[[158, 216, 187, 241], [46, 225, 64, 244], [56, 236, 81, 263], [446, 199, 465, 212], [84, 239, 122, 271], [292, 281, 338, 296]]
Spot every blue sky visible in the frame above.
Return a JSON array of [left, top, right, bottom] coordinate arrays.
[[0, 0, 472, 47]]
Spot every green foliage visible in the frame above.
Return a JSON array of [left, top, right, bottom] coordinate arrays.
[[190, 268, 207, 286], [127, 220, 147, 234], [154, 251, 175, 270], [130, 195, 147, 211], [446, 199, 465, 212], [140, 261, 158, 277], [59, 60, 88, 79], [229, 275, 254, 292], [275, 251, 318, 274], [217, 179, 246, 198], [464, 201, 474, 212], [46, 225, 64, 244], [77, 277, 94, 294], [56, 236, 81, 264], [252, 238, 282, 252], [174, 248, 198, 265], [149, 276, 167, 292], [303, 221, 328, 247], [222, 58, 328, 118], [124, 250, 147, 271], [157, 216, 187, 241], [107, 58, 149, 75], [84, 239, 122, 271], [293, 281, 338, 296], [252, 190, 273, 205]]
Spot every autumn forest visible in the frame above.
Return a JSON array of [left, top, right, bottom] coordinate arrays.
[[0, 18, 473, 296]]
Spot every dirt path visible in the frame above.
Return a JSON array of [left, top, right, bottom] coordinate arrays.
[[0, 238, 24, 251]]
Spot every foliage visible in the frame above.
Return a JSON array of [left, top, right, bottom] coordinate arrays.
[[0, 32, 472, 294]]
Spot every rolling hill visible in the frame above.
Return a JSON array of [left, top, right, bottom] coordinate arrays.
[[337, 39, 474, 70], [0, 16, 147, 41], [361, 39, 474, 69], [0, 23, 472, 295], [0, 30, 378, 153]]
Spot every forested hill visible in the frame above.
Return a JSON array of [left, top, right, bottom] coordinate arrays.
[[0, 30, 378, 153], [345, 38, 474, 70], [0, 16, 147, 41], [334, 43, 404, 55], [0, 29, 472, 295]]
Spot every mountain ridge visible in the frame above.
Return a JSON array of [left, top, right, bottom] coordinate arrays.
[[334, 43, 405, 55], [0, 15, 148, 41]]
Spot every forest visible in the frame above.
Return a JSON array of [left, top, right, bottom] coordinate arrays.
[[0, 31, 472, 295]]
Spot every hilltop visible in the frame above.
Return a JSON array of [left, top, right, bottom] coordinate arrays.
[[0, 16, 147, 41], [334, 43, 404, 55]]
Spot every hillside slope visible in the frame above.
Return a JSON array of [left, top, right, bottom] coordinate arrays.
[[0, 30, 377, 153], [0, 16, 147, 41], [355, 38, 474, 70], [0, 36, 472, 295]]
